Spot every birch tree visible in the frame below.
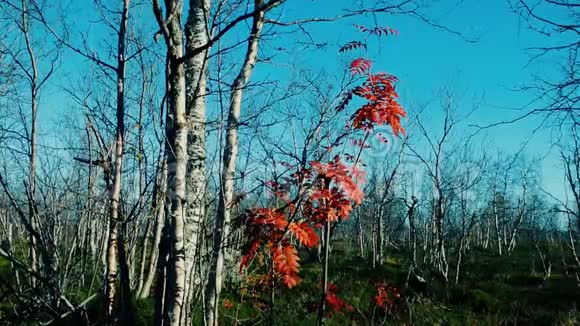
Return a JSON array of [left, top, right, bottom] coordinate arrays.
[[103, 0, 133, 322], [406, 87, 480, 281], [151, 0, 191, 324], [204, 1, 266, 324]]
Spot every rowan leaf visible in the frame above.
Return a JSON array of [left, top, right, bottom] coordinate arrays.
[[350, 58, 372, 75], [273, 244, 301, 288], [339, 40, 366, 53], [289, 222, 319, 248]]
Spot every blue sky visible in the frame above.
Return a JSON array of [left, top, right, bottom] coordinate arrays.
[[259, 0, 565, 197], [33, 0, 567, 199]]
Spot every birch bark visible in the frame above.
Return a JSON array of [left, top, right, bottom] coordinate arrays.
[[205, 2, 265, 324]]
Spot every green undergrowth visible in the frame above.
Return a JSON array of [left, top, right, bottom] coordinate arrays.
[[214, 247, 580, 325], [3, 247, 580, 325]]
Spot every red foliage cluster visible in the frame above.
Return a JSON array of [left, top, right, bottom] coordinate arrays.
[[240, 207, 319, 288], [344, 23, 405, 134], [311, 156, 364, 205], [350, 58, 372, 75], [306, 282, 354, 317], [239, 22, 407, 292], [240, 157, 364, 287], [374, 283, 401, 312], [288, 222, 319, 247], [351, 72, 406, 134], [272, 244, 301, 288], [325, 282, 354, 316], [222, 299, 234, 310]]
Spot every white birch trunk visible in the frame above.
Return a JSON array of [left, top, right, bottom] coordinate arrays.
[[104, 0, 130, 320], [162, 3, 190, 324], [184, 1, 211, 320], [139, 157, 167, 299], [205, 3, 265, 324]]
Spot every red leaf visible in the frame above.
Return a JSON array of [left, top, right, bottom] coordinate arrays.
[[350, 73, 406, 134], [240, 240, 261, 272], [350, 58, 372, 75], [311, 156, 365, 205], [289, 222, 319, 248], [324, 282, 354, 316], [223, 299, 234, 309], [273, 244, 301, 288], [374, 282, 400, 311]]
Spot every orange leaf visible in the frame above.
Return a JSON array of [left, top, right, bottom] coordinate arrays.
[[223, 299, 234, 309], [272, 244, 301, 288], [289, 222, 319, 248]]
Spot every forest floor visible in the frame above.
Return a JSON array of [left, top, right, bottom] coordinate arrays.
[[3, 245, 580, 325], [210, 246, 580, 325]]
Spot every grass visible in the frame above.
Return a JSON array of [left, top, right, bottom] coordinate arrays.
[[215, 247, 580, 325], [2, 246, 580, 325]]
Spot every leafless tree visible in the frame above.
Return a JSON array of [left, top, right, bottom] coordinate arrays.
[[405, 86, 481, 281]]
